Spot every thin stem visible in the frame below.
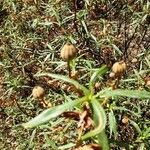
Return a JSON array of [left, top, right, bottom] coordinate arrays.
[[67, 61, 71, 78], [40, 97, 48, 107]]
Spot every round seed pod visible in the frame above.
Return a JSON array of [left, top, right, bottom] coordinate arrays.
[[94, 82, 101, 91], [144, 76, 150, 87], [60, 43, 77, 61], [109, 72, 115, 78], [32, 86, 45, 99], [146, 80, 150, 87], [112, 61, 126, 75], [122, 116, 129, 125], [131, 58, 138, 63]]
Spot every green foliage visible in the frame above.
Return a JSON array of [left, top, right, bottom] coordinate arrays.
[[1, 0, 150, 149], [108, 110, 117, 138], [34, 73, 89, 95], [81, 98, 107, 140], [23, 96, 87, 128], [96, 88, 150, 99], [23, 65, 150, 149]]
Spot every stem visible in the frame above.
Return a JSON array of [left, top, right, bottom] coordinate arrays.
[[67, 61, 71, 78], [40, 97, 48, 107]]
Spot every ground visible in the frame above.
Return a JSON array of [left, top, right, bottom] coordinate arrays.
[[0, 0, 150, 150]]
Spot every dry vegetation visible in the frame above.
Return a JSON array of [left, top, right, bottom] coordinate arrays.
[[0, 0, 150, 150]]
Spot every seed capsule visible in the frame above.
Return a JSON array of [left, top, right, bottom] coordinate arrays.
[[32, 86, 45, 99], [109, 72, 115, 78], [122, 116, 129, 125], [112, 61, 126, 75], [146, 80, 150, 87], [131, 58, 138, 63], [60, 43, 77, 61]]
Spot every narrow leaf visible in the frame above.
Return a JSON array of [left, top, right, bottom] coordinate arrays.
[[97, 130, 110, 150], [34, 73, 89, 95], [130, 120, 141, 134], [108, 110, 117, 138], [89, 65, 108, 90], [44, 134, 58, 150], [23, 96, 87, 128], [58, 143, 76, 150], [28, 129, 36, 149], [81, 20, 89, 36], [113, 106, 140, 117], [97, 89, 150, 99], [112, 44, 123, 55], [82, 99, 106, 140]]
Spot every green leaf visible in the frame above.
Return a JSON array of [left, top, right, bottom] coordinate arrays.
[[34, 73, 89, 95], [81, 20, 89, 37], [89, 65, 108, 90], [112, 44, 123, 55], [28, 129, 36, 149], [108, 110, 117, 138], [23, 96, 87, 128], [96, 89, 150, 99], [139, 143, 145, 150], [82, 99, 106, 140], [97, 130, 110, 150], [143, 127, 150, 139], [58, 143, 76, 150], [44, 134, 58, 150], [113, 106, 140, 117], [130, 120, 141, 135]]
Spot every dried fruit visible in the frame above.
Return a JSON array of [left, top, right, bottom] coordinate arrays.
[[60, 43, 77, 61], [60, 43, 77, 78], [131, 58, 138, 63], [145, 76, 150, 87], [122, 116, 129, 125], [109, 72, 115, 78], [94, 82, 101, 90], [146, 80, 150, 87], [32, 86, 44, 99], [112, 61, 126, 75]]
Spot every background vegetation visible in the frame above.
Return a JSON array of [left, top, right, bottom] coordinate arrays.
[[0, 0, 150, 149]]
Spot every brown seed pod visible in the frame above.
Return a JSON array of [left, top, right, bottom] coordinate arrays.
[[32, 86, 45, 99], [94, 82, 101, 91], [60, 43, 77, 61], [109, 72, 116, 78], [122, 116, 129, 125], [131, 58, 138, 63], [144, 75, 150, 87], [146, 80, 150, 87], [112, 61, 126, 75]]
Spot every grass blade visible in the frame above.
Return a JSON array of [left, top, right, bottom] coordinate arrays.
[[130, 120, 142, 135], [44, 134, 58, 150]]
